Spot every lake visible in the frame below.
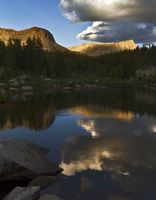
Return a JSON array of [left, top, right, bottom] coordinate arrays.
[[0, 89, 156, 200]]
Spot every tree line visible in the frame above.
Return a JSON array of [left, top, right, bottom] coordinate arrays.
[[0, 37, 156, 80]]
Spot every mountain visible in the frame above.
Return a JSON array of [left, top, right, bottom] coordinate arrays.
[[0, 27, 137, 55], [69, 40, 137, 56], [0, 27, 68, 52]]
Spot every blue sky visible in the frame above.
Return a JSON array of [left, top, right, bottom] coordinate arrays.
[[0, 0, 87, 46], [0, 0, 155, 45]]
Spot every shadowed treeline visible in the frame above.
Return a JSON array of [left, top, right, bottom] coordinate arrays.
[[0, 38, 156, 80]]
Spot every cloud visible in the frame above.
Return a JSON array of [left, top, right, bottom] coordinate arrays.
[[60, 0, 156, 44], [60, 0, 156, 23], [77, 21, 156, 43]]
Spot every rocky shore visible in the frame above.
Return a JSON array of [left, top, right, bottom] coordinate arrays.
[[0, 138, 63, 200], [0, 75, 156, 112], [0, 74, 156, 98]]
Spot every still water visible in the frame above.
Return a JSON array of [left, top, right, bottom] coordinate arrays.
[[0, 89, 156, 200]]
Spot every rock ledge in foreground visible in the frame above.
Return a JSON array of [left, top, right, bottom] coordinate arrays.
[[0, 138, 62, 182], [2, 186, 40, 200]]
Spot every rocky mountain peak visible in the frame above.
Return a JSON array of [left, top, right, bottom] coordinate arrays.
[[0, 27, 67, 52], [69, 40, 137, 56]]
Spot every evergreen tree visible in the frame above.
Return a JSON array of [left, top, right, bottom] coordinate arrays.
[[0, 37, 155, 80]]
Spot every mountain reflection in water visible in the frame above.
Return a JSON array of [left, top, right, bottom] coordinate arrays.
[[0, 89, 156, 200]]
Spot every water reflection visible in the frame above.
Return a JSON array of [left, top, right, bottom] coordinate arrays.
[[0, 89, 156, 132], [71, 106, 135, 122], [0, 89, 156, 199], [48, 134, 156, 200], [78, 120, 101, 138], [78, 115, 156, 138], [0, 97, 56, 130], [60, 134, 156, 175], [151, 125, 156, 133]]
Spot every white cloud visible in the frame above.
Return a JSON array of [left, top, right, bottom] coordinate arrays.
[[60, 0, 156, 23], [77, 21, 156, 43], [60, 0, 156, 44]]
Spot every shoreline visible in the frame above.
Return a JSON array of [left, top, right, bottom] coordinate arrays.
[[0, 77, 156, 101]]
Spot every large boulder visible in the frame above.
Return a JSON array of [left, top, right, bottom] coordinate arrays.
[[0, 138, 62, 182], [2, 186, 40, 200]]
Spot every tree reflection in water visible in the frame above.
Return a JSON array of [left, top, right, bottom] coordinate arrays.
[[0, 89, 156, 199]]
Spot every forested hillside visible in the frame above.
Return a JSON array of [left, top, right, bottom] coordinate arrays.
[[0, 37, 156, 80]]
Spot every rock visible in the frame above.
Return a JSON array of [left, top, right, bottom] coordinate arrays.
[[0, 89, 6, 94], [29, 175, 60, 189], [44, 78, 51, 82], [9, 79, 19, 86], [20, 80, 26, 85], [12, 82, 19, 87], [19, 75, 28, 80], [2, 186, 40, 200], [21, 86, 33, 91], [39, 195, 63, 200], [62, 87, 71, 90], [9, 79, 16, 83], [75, 84, 81, 88], [9, 87, 19, 92], [0, 83, 6, 86], [19, 75, 32, 83], [136, 67, 156, 78], [22, 91, 34, 97], [0, 138, 62, 182]]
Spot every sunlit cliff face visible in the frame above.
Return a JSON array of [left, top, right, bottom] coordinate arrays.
[[60, 135, 156, 177], [0, 27, 68, 52], [69, 40, 137, 56]]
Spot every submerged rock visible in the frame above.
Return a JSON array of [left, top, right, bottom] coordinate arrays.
[[0, 138, 61, 182], [2, 186, 40, 200]]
